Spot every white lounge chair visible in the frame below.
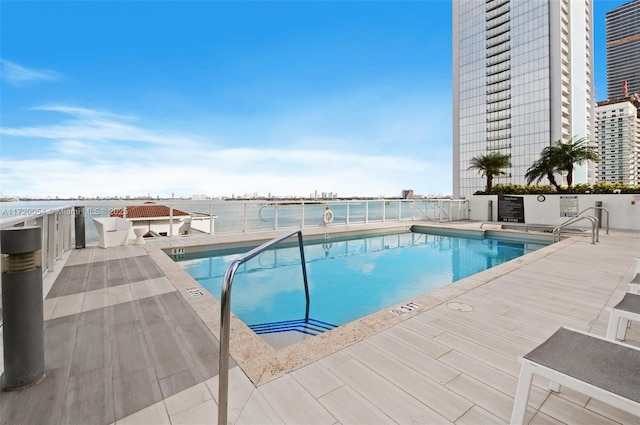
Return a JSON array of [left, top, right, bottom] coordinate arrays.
[[511, 327, 640, 425], [629, 257, 640, 294], [606, 292, 640, 341], [93, 217, 132, 248]]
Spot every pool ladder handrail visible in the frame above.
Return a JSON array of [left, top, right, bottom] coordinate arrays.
[[575, 206, 609, 235], [218, 229, 309, 425], [552, 215, 599, 244]]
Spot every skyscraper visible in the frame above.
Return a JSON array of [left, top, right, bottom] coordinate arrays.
[[606, 0, 640, 99], [453, 0, 595, 198], [596, 95, 640, 186]]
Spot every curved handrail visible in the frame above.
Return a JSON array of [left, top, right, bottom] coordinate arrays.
[[218, 230, 309, 425], [575, 206, 609, 235], [553, 216, 599, 244]]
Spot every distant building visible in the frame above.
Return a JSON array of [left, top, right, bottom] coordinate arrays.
[[595, 94, 640, 185], [606, 0, 640, 99], [401, 189, 414, 199], [453, 0, 595, 197], [110, 202, 215, 237]]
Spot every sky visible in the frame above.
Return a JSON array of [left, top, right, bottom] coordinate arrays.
[[0, 0, 630, 199]]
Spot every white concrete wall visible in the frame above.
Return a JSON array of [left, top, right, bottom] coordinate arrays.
[[467, 194, 640, 230]]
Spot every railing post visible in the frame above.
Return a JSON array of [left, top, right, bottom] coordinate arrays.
[[274, 205, 279, 231], [398, 201, 401, 222], [209, 203, 214, 235], [169, 206, 173, 237], [301, 203, 305, 229], [346, 201, 350, 226], [243, 203, 248, 233], [365, 201, 369, 224], [47, 214, 56, 272], [382, 201, 386, 222]]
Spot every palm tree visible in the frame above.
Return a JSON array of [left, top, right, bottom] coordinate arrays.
[[547, 137, 599, 191], [526, 137, 600, 192], [467, 152, 511, 193], [525, 147, 562, 191]]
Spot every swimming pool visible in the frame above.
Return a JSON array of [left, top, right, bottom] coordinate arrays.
[[175, 229, 548, 345]]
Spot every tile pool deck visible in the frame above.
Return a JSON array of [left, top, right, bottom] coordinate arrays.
[[1, 221, 639, 424]]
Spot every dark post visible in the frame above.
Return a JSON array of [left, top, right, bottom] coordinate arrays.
[[1, 227, 45, 390], [488, 200, 493, 221], [74, 206, 85, 248], [595, 201, 603, 228]]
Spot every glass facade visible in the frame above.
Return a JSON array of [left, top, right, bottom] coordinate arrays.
[[606, 0, 640, 99], [453, 0, 594, 197]]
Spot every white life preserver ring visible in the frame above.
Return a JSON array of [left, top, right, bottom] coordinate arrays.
[[323, 209, 334, 225]]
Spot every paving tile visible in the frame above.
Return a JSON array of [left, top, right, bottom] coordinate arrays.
[[113, 366, 163, 420], [128, 280, 155, 300], [43, 297, 57, 321], [292, 360, 345, 399], [211, 366, 255, 423], [61, 366, 114, 425], [318, 385, 396, 425], [0, 366, 68, 425], [539, 393, 622, 425], [164, 382, 212, 417], [438, 350, 547, 409], [169, 399, 217, 425], [143, 321, 189, 379], [109, 301, 140, 327], [318, 350, 351, 368], [158, 367, 199, 399], [367, 331, 461, 385], [150, 276, 177, 295], [110, 320, 152, 378], [235, 390, 285, 425], [433, 332, 521, 376], [330, 358, 453, 424], [69, 320, 111, 377], [345, 340, 472, 422], [454, 405, 507, 425], [445, 373, 535, 423], [116, 401, 171, 425], [81, 287, 110, 312], [383, 323, 452, 358], [50, 292, 84, 319], [258, 374, 336, 425], [107, 284, 133, 305]]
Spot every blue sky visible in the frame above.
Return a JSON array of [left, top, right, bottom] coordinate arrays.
[[0, 0, 629, 198]]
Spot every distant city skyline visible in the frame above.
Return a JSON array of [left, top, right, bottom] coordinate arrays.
[[0, 0, 629, 198]]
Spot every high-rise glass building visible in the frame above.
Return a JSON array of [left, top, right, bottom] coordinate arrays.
[[606, 0, 640, 99], [453, 0, 595, 198]]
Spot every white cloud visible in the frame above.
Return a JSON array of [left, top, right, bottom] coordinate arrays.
[[0, 104, 452, 198], [0, 59, 63, 86]]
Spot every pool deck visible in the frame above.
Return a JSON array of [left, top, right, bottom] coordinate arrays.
[[1, 221, 639, 424]]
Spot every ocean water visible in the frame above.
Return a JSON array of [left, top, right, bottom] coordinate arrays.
[[0, 199, 435, 243]]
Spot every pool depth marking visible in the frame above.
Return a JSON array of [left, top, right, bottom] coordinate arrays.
[[390, 302, 422, 316]]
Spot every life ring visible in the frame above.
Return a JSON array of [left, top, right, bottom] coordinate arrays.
[[323, 209, 334, 225], [537, 195, 546, 202]]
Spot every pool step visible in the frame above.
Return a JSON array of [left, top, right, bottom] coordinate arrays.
[[249, 318, 338, 336]]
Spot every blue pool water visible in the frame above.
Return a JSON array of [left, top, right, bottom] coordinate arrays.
[[175, 230, 548, 334]]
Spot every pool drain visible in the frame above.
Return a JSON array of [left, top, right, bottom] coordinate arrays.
[[446, 302, 473, 312]]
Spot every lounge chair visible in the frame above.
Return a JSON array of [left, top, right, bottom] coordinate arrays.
[[510, 327, 640, 425], [606, 292, 640, 341], [605, 258, 640, 340], [629, 257, 640, 294], [93, 217, 132, 248]]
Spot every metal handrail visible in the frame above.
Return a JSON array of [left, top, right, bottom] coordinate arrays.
[[552, 216, 599, 244], [575, 206, 609, 235], [218, 230, 309, 425]]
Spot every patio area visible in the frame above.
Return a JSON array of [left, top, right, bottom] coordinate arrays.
[[1, 223, 639, 424]]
